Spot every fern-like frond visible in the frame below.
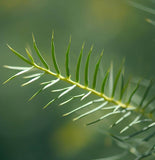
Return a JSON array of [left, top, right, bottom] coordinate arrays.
[[3, 33, 155, 159]]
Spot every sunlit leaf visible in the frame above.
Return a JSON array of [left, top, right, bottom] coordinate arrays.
[[21, 76, 41, 86], [3, 65, 32, 71], [43, 78, 60, 90], [87, 110, 123, 126], [58, 85, 76, 98], [24, 73, 43, 79], [3, 67, 33, 84], [59, 94, 85, 106], [73, 101, 107, 121], [81, 91, 91, 101], [63, 98, 104, 117]]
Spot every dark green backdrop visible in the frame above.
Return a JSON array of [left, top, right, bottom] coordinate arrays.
[[0, 0, 154, 159]]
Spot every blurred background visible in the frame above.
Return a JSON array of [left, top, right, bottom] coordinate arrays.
[[0, 0, 155, 159]]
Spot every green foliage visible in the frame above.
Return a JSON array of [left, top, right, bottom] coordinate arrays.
[[65, 36, 71, 78], [3, 33, 155, 160], [51, 31, 60, 74], [76, 42, 84, 82]]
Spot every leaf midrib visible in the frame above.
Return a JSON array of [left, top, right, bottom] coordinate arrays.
[[33, 62, 154, 121]]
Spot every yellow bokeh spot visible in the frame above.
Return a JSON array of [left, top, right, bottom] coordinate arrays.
[[0, 0, 27, 9], [87, 0, 131, 35], [90, 0, 128, 22], [51, 122, 93, 158]]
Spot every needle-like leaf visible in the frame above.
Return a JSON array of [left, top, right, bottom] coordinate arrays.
[[124, 122, 155, 140], [21, 76, 41, 86], [119, 70, 124, 100], [32, 34, 49, 69], [63, 101, 92, 117], [3, 65, 32, 70], [76, 42, 84, 82], [139, 80, 152, 108], [24, 73, 43, 79], [143, 131, 155, 142], [113, 105, 121, 112], [142, 96, 155, 110], [112, 62, 124, 98], [101, 68, 110, 93], [7, 45, 32, 65], [85, 45, 93, 87], [43, 99, 56, 109], [29, 79, 60, 101], [101, 105, 118, 110], [43, 78, 60, 90], [135, 145, 155, 160], [81, 91, 91, 101], [73, 101, 107, 121], [92, 50, 103, 89], [25, 48, 34, 63], [58, 85, 76, 98], [87, 110, 122, 126], [52, 87, 70, 92], [63, 98, 103, 117], [29, 89, 43, 101], [111, 111, 131, 128], [65, 36, 71, 78], [109, 62, 113, 97], [126, 80, 141, 105], [120, 116, 141, 133], [3, 67, 33, 84], [119, 76, 130, 101], [59, 94, 84, 106], [51, 31, 60, 74]]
